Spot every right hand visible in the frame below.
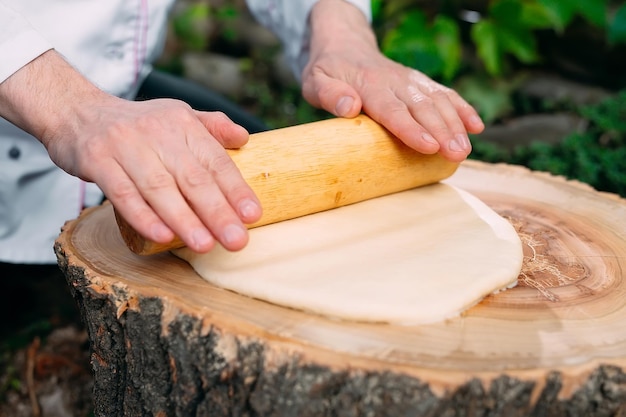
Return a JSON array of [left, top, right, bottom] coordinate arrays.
[[49, 97, 263, 253], [0, 51, 262, 253]]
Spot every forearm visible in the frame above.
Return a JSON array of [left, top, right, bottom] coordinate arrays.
[[0, 49, 109, 148], [245, 0, 371, 78], [308, 0, 377, 59]]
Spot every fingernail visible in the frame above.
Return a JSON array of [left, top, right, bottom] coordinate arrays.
[[422, 132, 438, 146], [152, 223, 172, 242], [449, 134, 469, 152], [335, 96, 354, 117], [192, 228, 213, 249], [222, 224, 246, 246], [238, 198, 260, 221], [470, 115, 483, 127], [460, 133, 472, 149]]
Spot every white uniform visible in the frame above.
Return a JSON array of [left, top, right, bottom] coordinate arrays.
[[0, 0, 370, 263]]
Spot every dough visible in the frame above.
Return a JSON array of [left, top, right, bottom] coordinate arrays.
[[174, 184, 523, 325]]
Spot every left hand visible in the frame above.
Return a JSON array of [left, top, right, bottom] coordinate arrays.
[[302, 0, 484, 163]]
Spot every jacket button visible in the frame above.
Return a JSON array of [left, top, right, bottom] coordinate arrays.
[[8, 146, 20, 160]]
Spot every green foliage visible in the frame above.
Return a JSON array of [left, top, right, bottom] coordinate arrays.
[[381, 10, 461, 82], [213, 4, 239, 42], [537, 0, 608, 30], [454, 75, 519, 124], [472, 0, 542, 76], [609, 3, 626, 45], [471, 91, 626, 196], [378, 0, 620, 80], [172, 3, 211, 51]]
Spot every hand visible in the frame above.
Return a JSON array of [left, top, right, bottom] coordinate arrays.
[[0, 51, 262, 253], [302, 0, 484, 163]]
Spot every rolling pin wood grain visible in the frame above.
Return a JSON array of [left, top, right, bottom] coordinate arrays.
[[116, 114, 459, 255]]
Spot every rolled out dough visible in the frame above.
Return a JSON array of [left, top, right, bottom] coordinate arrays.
[[174, 184, 523, 325]]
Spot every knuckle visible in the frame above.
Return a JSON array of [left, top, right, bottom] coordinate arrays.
[[181, 166, 212, 189], [142, 171, 175, 193], [106, 179, 138, 202], [208, 153, 237, 176]]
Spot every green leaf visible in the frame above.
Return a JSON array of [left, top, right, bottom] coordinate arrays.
[[432, 16, 462, 81], [383, 0, 418, 20], [381, 10, 460, 77], [574, 0, 608, 28], [535, 0, 577, 30], [454, 76, 516, 124], [519, 2, 558, 30], [489, 0, 524, 28], [609, 3, 626, 45], [371, 0, 383, 21], [381, 9, 428, 50], [172, 3, 211, 51], [500, 26, 540, 64], [471, 20, 503, 76]]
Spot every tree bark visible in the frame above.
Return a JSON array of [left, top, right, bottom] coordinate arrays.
[[55, 160, 626, 417]]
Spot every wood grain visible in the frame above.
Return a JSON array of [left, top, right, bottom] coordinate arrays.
[[56, 160, 626, 416]]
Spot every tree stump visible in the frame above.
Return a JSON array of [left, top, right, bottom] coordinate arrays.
[[55, 160, 626, 417]]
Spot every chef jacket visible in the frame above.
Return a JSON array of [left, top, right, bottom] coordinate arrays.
[[0, 0, 370, 263]]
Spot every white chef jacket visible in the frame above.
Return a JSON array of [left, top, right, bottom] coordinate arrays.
[[0, 0, 370, 264]]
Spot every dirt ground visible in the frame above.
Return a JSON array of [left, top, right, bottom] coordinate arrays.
[[0, 264, 93, 417]]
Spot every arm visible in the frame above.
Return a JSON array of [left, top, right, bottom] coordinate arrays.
[[0, 49, 262, 253], [244, 0, 370, 78]]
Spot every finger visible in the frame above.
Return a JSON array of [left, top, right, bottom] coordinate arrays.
[[94, 161, 177, 245], [402, 85, 472, 162], [195, 111, 250, 149], [445, 89, 485, 134], [173, 154, 249, 251], [167, 135, 261, 251], [359, 86, 441, 155], [186, 136, 262, 225], [119, 140, 219, 253], [302, 69, 362, 118], [185, 129, 263, 226]]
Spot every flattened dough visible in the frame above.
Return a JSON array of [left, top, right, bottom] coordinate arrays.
[[174, 184, 523, 324]]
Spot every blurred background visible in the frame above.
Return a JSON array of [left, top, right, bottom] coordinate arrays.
[[1, 0, 625, 415], [157, 0, 626, 195]]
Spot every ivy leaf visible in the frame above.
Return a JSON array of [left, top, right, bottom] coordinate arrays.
[[471, 20, 502, 76], [609, 3, 626, 46], [489, 0, 524, 28], [520, 2, 557, 30], [574, 0, 608, 28], [454, 75, 515, 124], [381, 10, 460, 77], [173, 3, 211, 51], [432, 16, 462, 81], [500, 25, 540, 64], [371, 0, 383, 21], [535, 0, 577, 31]]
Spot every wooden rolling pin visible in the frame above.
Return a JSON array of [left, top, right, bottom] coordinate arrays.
[[116, 114, 460, 255]]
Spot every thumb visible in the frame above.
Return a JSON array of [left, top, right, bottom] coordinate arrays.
[[302, 72, 362, 118], [195, 111, 249, 149]]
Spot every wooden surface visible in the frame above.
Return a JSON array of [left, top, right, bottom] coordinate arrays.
[[56, 160, 626, 416], [117, 114, 458, 255]]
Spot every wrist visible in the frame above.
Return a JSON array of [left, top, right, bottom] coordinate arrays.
[[0, 50, 109, 148], [309, 0, 377, 55]]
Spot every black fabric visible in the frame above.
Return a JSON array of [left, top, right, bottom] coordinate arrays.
[[136, 70, 269, 134], [0, 262, 79, 342]]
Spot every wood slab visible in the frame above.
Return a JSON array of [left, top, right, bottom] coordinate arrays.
[[55, 160, 626, 416]]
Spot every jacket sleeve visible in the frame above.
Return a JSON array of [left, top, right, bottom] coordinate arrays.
[[245, 0, 371, 80], [0, 2, 52, 83]]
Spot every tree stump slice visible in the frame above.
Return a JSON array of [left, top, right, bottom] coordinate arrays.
[[55, 160, 626, 417]]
